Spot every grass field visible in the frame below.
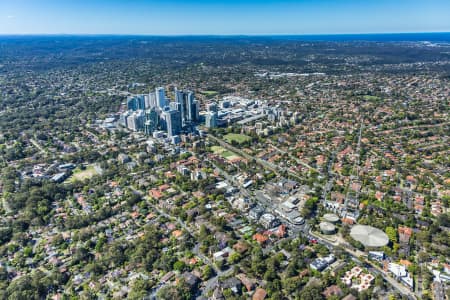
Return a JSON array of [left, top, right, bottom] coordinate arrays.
[[202, 90, 218, 96], [211, 145, 226, 154], [67, 165, 101, 183], [363, 95, 381, 101], [211, 145, 240, 161], [223, 133, 252, 144]]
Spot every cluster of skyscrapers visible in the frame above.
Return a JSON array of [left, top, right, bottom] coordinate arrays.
[[120, 87, 199, 137]]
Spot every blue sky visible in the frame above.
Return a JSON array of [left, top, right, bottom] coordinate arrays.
[[1, 0, 450, 35]]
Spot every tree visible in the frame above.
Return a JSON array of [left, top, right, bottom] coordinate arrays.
[[228, 252, 242, 264], [215, 259, 225, 271], [173, 260, 187, 272], [202, 265, 214, 280], [418, 251, 430, 263], [375, 274, 385, 288], [407, 263, 418, 275], [285, 261, 298, 278], [296, 285, 324, 300], [283, 276, 303, 294], [385, 226, 397, 243], [157, 280, 192, 300], [128, 278, 153, 300]]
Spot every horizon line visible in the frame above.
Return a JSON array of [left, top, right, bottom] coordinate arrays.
[[1, 31, 450, 37]]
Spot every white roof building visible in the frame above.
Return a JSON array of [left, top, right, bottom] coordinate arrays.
[[388, 263, 414, 289]]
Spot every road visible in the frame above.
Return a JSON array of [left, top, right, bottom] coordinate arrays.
[[30, 138, 48, 156], [196, 264, 234, 300], [343, 121, 363, 211], [321, 148, 339, 205], [432, 280, 445, 300]]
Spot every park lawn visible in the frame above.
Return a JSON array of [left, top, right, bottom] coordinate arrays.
[[223, 133, 252, 144], [221, 150, 236, 158], [211, 145, 240, 160], [211, 145, 226, 154], [363, 95, 381, 101], [67, 165, 100, 183], [202, 90, 218, 96]]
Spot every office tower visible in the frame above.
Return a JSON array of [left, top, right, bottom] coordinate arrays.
[[127, 95, 146, 111], [185, 91, 196, 123], [144, 94, 150, 108], [170, 101, 181, 112], [137, 110, 145, 130], [144, 108, 159, 135], [163, 109, 182, 137], [175, 88, 186, 125], [126, 114, 137, 131], [175, 88, 183, 106], [120, 111, 131, 127], [205, 111, 218, 128], [127, 96, 138, 111], [191, 99, 199, 123], [155, 87, 166, 109], [148, 92, 157, 109], [207, 102, 218, 112], [175, 89, 197, 126], [127, 111, 145, 132], [136, 95, 146, 110]]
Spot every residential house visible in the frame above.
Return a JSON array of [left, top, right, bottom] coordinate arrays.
[[252, 288, 267, 300]]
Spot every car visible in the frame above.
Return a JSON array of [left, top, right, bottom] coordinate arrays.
[[309, 238, 318, 244]]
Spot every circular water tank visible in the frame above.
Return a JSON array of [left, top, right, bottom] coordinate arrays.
[[320, 222, 336, 235], [323, 213, 340, 224]]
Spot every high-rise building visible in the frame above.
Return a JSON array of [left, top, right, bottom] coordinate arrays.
[[205, 111, 218, 128], [144, 94, 150, 108], [170, 101, 181, 112], [120, 111, 131, 127], [175, 89, 198, 126], [127, 96, 137, 111], [191, 99, 199, 123], [207, 102, 218, 112], [137, 95, 146, 110], [126, 110, 145, 132], [144, 108, 159, 135], [174, 88, 184, 107], [175, 88, 186, 125], [163, 109, 182, 137], [127, 95, 146, 111], [156, 87, 166, 109], [148, 92, 157, 109]]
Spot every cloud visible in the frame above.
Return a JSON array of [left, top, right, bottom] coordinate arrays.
[[7, 15, 15, 19]]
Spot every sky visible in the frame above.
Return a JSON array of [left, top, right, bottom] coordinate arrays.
[[1, 0, 450, 35]]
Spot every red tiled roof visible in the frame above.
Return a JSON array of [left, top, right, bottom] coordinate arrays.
[[342, 218, 354, 225], [149, 189, 162, 199], [252, 288, 267, 300], [398, 226, 412, 237], [252, 233, 268, 244]]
